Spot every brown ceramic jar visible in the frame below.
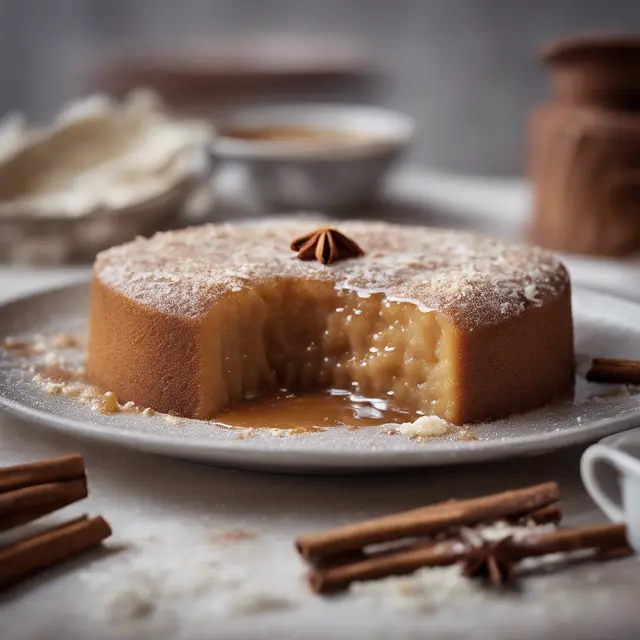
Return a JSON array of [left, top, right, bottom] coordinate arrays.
[[529, 34, 640, 256]]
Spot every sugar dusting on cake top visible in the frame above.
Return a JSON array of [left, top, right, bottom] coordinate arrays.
[[94, 219, 570, 329]]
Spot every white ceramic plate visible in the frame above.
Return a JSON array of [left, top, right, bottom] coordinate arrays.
[[1, 283, 640, 473]]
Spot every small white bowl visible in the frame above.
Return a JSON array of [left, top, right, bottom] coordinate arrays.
[[211, 103, 415, 212]]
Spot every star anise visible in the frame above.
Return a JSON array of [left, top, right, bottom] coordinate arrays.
[[459, 528, 515, 586], [290, 227, 365, 265]]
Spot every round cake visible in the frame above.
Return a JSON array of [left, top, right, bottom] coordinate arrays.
[[87, 219, 574, 425]]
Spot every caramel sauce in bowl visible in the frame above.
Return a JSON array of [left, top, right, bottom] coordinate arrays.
[[210, 104, 414, 211], [219, 125, 379, 149]]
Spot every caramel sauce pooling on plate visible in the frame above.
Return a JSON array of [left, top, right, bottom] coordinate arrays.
[[216, 390, 418, 432]]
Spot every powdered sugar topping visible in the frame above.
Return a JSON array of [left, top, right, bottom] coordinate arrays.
[[94, 218, 569, 329]]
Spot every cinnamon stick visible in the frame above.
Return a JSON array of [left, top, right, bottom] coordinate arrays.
[[309, 538, 464, 594], [0, 454, 85, 493], [0, 515, 112, 590], [597, 545, 634, 561], [586, 358, 640, 385], [505, 523, 628, 561], [296, 482, 559, 560], [0, 479, 87, 526], [0, 496, 87, 532], [312, 503, 563, 570], [308, 522, 629, 594], [515, 503, 562, 526]]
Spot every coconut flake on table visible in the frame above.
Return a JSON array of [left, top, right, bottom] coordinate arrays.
[[351, 565, 483, 613]]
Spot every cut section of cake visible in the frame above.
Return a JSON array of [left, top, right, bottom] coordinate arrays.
[[87, 220, 574, 425]]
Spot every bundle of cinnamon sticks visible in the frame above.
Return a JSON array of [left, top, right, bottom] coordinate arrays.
[[295, 482, 633, 594], [0, 454, 111, 590]]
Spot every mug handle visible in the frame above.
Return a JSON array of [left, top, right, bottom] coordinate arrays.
[[580, 444, 638, 522]]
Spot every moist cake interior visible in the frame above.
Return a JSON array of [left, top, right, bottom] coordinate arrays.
[[208, 279, 451, 418]]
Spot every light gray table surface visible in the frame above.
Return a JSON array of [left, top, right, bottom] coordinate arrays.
[[1, 173, 640, 640]]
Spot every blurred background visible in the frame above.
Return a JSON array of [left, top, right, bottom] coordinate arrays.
[[1, 0, 640, 288], [2, 0, 640, 176]]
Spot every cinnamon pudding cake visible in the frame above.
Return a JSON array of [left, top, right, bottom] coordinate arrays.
[[87, 220, 574, 425]]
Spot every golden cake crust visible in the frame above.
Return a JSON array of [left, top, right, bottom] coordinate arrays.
[[91, 219, 569, 326], [87, 219, 574, 424]]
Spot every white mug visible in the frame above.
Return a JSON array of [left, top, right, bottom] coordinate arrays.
[[581, 432, 640, 553]]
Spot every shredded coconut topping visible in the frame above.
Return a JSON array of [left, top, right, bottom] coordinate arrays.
[[94, 218, 569, 330]]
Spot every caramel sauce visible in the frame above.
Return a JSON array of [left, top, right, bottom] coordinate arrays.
[[221, 126, 377, 146], [216, 390, 418, 432]]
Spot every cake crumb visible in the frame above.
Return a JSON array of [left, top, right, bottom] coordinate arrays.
[[34, 362, 82, 383], [43, 381, 66, 394], [262, 428, 291, 438], [62, 383, 85, 398], [52, 333, 81, 349], [142, 407, 156, 417], [209, 529, 257, 543], [395, 415, 450, 439], [2, 336, 31, 351], [44, 351, 66, 366]]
